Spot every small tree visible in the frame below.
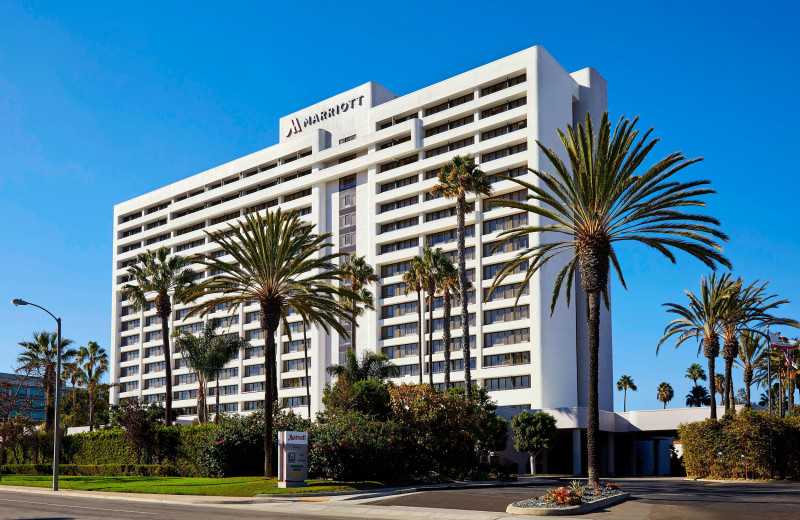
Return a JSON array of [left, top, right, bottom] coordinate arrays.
[[510, 410, 558, 476]]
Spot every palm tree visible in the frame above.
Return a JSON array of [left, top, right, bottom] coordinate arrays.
[[616, 374, 637, 412], [431, 154, 492, 398], [403, 256, 425, 384], [656, 382, 674, 409], [77, 340, 108, 431], [715, 373, 725, 405], [340, 254, 379, 351], [735, 331, 765, 407], [17, 331, 77, 431], [659, 273, 737, 419], [122, 246, 199, 425], [488, 112, 730, 484], [685, 363, 707, 391], [172, 319, 247, 423], [685, 385, 711, 407], [437, 255, 468, 390], [61, 361, 83, 427], [326, 347, 400, 382], [420, 246, 444, 386], [184, 209, 352, 478]]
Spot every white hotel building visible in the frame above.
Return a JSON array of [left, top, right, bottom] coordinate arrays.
[[110, 46, 614, 436]]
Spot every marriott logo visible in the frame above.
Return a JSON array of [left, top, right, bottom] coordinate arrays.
[[285, 95, 366, 137]]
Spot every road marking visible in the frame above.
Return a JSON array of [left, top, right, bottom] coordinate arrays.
[[0, 496, 158, 515]]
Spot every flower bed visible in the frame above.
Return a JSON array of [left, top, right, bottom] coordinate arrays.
[[512, 482, 624, 509]]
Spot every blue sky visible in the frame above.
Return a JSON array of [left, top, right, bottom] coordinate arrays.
[[1, 1, 798, 412]]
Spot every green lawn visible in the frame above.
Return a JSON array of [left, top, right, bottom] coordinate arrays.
[[0, 475, 385, 496]]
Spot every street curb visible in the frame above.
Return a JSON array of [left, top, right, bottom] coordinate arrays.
[[505, 492, 630, 516]]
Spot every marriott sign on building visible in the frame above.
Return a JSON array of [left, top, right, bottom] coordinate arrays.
[[112, 47, 624, 472]]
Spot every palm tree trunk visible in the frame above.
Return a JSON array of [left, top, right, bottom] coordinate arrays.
[[417, 289, 423, 384], [586, 290, 601, 485], [351, 300, 357, 351], [703, 336, 720, 419], [456, 195, 471, 399], [427, 286, 434, 387], [44, 366, 54, 433], [71, 388, 77, 427], [158, 305, 173, 426], [724, 358, 733, 414], [264, 325, 276, 478], [778, 359, 784, 417], [196, 379, 204, 423], [623, 388, 627, 413], [88, 385, 95, 431], [304, 322, 311, 419], [215, 371, 221, 424], [789, 372, 794, 416], [443, 290, 452, 390]]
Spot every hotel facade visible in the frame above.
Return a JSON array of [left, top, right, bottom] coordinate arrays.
[[110, 46, 614, 426]]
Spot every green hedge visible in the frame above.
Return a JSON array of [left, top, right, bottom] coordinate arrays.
[[1, 464, 181, 477], [679, 408, 800, 479]]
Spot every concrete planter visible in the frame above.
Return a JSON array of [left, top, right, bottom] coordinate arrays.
[[506, 492, 630, 516]]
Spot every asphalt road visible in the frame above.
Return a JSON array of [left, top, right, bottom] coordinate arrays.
[[0, 488, 350, 520], [369, 477, 800, 519]]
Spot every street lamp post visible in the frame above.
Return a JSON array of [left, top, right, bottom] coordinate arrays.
[[11, 298, 62, 492]]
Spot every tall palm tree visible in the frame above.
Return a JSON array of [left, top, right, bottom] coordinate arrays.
[[122, 246, 199, 425], [488, 112, 730, 484], [172, 319, 247, 423], [431, 154, 492, 398], [735, 331, 765, 407], [184, 209, 352, 478], [659, 273, 737, 420], [719, 279, 796, 413], [420, 246, 444, 386], [340, 254, 379, 351], [17, 331, 77, 431], [685, 363, 707, 391], [656, 382, 674, 409], [61, 361, 83, 427], [403, 256, 425, 384], [326, 347, 400, 382], [616, 374, 637, 412], [437, 255, 467, 390], [77, 340, 108, 430], [685, 385, 711, 407]]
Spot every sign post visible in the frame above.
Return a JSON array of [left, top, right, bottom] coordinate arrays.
[[277, 431, 308, 488]]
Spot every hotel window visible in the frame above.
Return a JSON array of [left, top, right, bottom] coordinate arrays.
[[424, 136, 474, 159], [480, 73, 527, 97], [424, 114, 474, 138], [121, 335, 140, 347], [144, 377, 166, 389], [146, 233, 170, 246], [425, 206, 457, 222], [381, 322, 418, 340], [433, 358, 476, 373], [379, 154, 418, 173], [377, 113, 418, 130], [484, 352, 531, 368], [145, 361, 165, 373], [211, 211, 240, 226], [484, 328, 530, 348], [213, 368, 239, 380], [431, 335, 476, 354], [379, 174, 419, 193], [381, 301, 418, 319], [340, 192, 356, 209], [145, 315, 162, 327], [340, 232, 355, 247], [432, 313, 475, 332], [484, 235, 529, 257], [282, 377, 310, 389], [246, 346, 264, 359], [283, 169, 311, 183], [146, 202, 170, 214], [423, 92, 474, 116], [245, 365, 265, 377], [121, 211, 142, 223], [120, 381, 139, 392], [432, 289, 475, 310], [427, 225, 474, 247], [286, 321, 308, 335], [215, 316, 239, 329], [120, 366, 139, 377], [381, 260, 411, 278], [443, 246, 475, 262], [175, 406, 198, 415], [380, 195, 418, 214], [482, 142, 528, 163], [209, 403, 239, 413], [485, 305, 530, 325], [485, 189, 528, 212], [176, 322, 203, 334], [382, 342, 418, 359], [174, 390, 198, 400], [339, 213, 356, 228], [144, 393, 166, 404], [398, 364, 420, 377], [175, 373, 197, 385], [121, 242, 141, 253], [379, 237, 419, 255], [175, 307, 195, 321], [484, 260, 529, 280], [481, 120, 527, 141], [381, 281, 408, 299], [485, 375, 531, 391], [145, 346, 164, 358], [283, 358, 310, 372], [120, 227, 141, 238], [145, 330, 162, 343], [176, 223, 205, 236], [380, 216, 419, 234], [208, 384, 238, 396], [146, 218, 167, 230], [480, 96, 527, 119], [174, 358, 186, 369], [121, 319, 140, 332], [484, 282, 529, 303], [284, 188, 312, 203], [378, 134, 411, 150], [283, 339, 310, 354], [488, 165, 527, 184], [483, 213, 528, 235], [283, 396, 308, 408], [120, 351, 139, 362], [244, 400, 265, 410], [244, 382, 264, 393]]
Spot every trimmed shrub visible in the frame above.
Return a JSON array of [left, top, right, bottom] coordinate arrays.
[[1, 464, 181, 477], [679, 408, 800, 479]]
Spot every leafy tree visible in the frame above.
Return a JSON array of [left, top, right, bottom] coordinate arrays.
[[685, 363, 707, 391], [685, 385, 711, 407], [0, 369, 36, 482], [431, 154, 492, 398], [656, 382, 674, 409], [122, 246, 198, 425], [326, 347, 400, 382], [76, 340, 109, 430], [172, 319, 248, 423], [17, 331, 77, 431], [510, 410, 558, 476], [61, 360, 83, 427], [659, 273, 737, 420], [340, 254, 379, 351], [616, 374, 637, 412], [185, 209, 352, 477], [322, 378, 393, 419], [488, 112, 729, 484], [117, 398, 154, 463], [403, 255, 425, 383]]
